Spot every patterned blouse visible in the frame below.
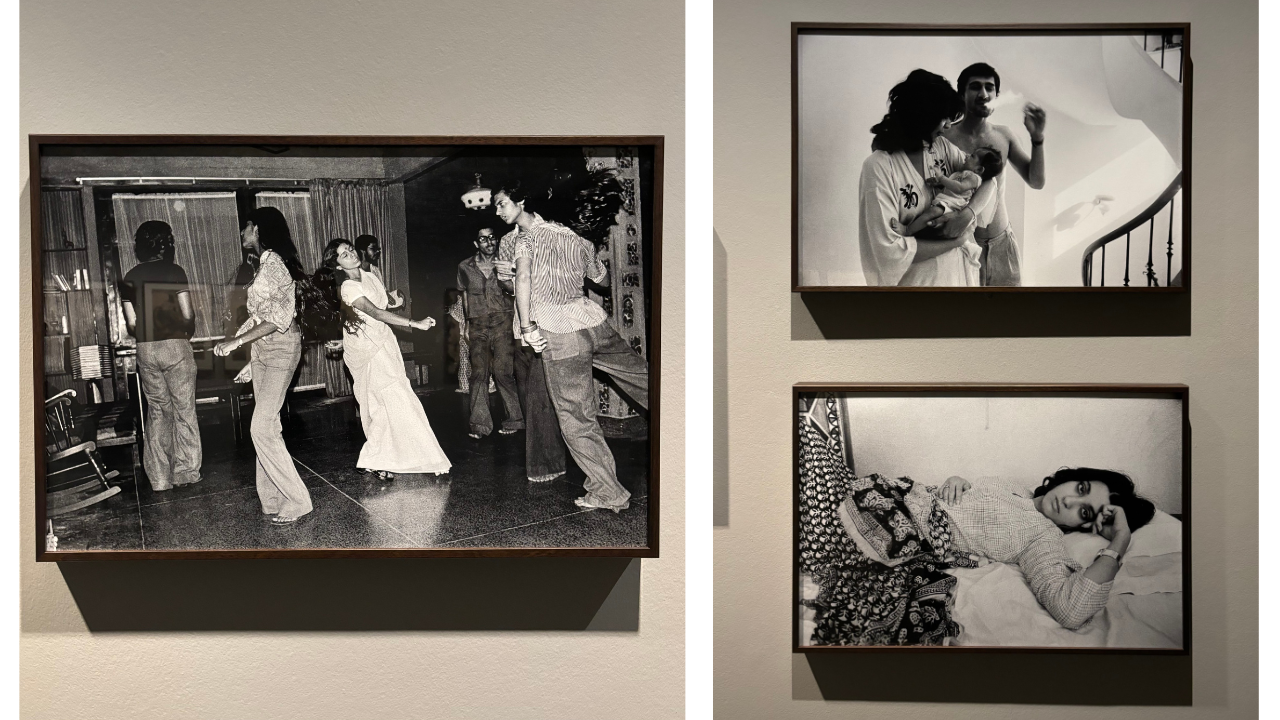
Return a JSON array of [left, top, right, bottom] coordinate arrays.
[[245, 250, 296, 334], [939, 480, 1112, 630]]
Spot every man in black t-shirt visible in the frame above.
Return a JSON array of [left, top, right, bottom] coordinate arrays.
[[120, 220, 202, 491]]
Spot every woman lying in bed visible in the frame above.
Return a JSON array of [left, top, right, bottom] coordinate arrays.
[[798, 419, 1159, 645], [933, 469, 1156, 630]]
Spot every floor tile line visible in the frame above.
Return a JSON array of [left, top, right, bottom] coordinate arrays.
[[291, 456, 422, 548], [137, 483, 247, 509], [436, 501, 638, 547]]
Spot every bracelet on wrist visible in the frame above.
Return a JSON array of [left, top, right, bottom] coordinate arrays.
[[520, 323, 538, 333], [1031, 138, 1044, 147]]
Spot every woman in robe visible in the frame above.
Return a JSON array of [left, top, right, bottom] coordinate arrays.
[[858, 69, 997, 286], [315, 239, 451, 479]]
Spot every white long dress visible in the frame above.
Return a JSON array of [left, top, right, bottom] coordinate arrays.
[[340, 271, 451, 474], [858, 137, 986, 286]]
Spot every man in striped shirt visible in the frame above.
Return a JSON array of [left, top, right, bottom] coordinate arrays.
[[495, 182, 648, 512]]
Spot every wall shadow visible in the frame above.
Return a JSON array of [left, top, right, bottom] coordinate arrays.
[[795, 651, 1192, 705], [58, 557, 640, 632], [713, 231, 729, 526], [793, 291, 1192, 339]]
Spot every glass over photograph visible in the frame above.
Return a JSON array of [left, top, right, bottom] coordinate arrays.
[[793, 25, 1188, 289], [795, 386, 1187, 651], [33, 137, 661, 557]]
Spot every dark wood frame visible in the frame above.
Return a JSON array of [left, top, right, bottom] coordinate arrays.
[[791, 23, 1192, 294], [29, 134, 664, 561], [792, 383, 1191, 654]]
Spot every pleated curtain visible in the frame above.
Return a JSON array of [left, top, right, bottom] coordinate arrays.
[[113, 193, 243, 341]]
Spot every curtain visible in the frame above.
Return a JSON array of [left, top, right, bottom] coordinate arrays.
[[113, 193, 243, 341], [308, 179, 411, 393], [309, 179, 410, 303], [583, 147, 648, 419]]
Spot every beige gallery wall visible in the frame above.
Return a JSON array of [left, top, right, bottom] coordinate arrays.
[[715, 0, 1256, 718], [19, 2, 685, 719]]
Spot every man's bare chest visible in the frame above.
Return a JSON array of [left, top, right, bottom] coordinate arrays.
[[947, 128, 1010, 156]]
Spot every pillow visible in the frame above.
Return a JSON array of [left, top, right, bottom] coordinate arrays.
[[1062, 532, 1109, 568], [1125, 510, 1183, 558], [1061, 510, 1182, 567]]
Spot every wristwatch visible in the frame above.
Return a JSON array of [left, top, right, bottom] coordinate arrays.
[[1094, 547, 1121, 563]]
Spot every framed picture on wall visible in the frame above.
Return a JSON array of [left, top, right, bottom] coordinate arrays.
[[792, 24, 1191, 296], [794, 383, 1189, 653], [30, 135, 663, 560]]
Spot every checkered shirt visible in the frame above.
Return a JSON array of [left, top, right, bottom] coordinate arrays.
[[940, 481, 1112, 630]]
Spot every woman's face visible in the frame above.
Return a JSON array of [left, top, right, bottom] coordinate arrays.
[[241, 222, 260, 251], [1039, 479, 1111, 530], [335, 243, 362, 270]]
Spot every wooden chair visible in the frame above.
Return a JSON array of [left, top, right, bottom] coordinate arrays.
[[45, 389, 122, 516]]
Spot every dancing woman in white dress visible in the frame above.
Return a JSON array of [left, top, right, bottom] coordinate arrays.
[[317, 239, 451, 478]]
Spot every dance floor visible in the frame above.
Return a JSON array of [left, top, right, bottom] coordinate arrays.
[[47, 388, 650, 551]]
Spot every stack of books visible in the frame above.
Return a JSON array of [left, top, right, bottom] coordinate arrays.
[[71, 345, 111, 380]]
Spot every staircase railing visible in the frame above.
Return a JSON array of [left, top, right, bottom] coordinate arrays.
[[1143, 31, 1185, 83], [1081, 172, 1181, 287]]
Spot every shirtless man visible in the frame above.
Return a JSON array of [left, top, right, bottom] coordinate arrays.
[[943, 62, 1046, 286]]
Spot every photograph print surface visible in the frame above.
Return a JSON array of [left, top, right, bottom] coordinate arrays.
[[34, 137, 661, 558], [795, 386, 1187, 651], [794, 25, 1188, 290]]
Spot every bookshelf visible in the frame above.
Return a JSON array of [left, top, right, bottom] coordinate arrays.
[[40, 188, 114, 403]]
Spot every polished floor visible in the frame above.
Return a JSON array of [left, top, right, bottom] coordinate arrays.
[[49, 388, 650, 551]]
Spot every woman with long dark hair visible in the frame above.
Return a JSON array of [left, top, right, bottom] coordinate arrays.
[[313, 238, 450, 479], [858, 69, 997, 286], [213, 206, 316, 524]]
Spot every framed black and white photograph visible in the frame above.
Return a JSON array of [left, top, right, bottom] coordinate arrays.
[[31, 135, 662, 559], [792, 24, 1190, 292], [794, 384, 1189, 652]]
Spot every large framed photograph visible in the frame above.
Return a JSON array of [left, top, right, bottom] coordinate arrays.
[[794, 384, 1189, 652], [792, 24, 1190, 292], [31, 135, 662, 559]]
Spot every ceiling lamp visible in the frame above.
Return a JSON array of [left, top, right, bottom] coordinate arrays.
[[461, 173, 491, 210]]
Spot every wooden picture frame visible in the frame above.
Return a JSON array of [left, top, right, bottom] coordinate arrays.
[[793, 383, 1190, 654], [791, 24, 1192, 335], [30, 135, 663, 560]]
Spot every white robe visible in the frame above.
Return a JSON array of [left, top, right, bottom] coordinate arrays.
[[858, 137, 989, 286], [341, 272, 451, 474]]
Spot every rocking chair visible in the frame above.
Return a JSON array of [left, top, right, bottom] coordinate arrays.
[[45, 389, 122, 516]]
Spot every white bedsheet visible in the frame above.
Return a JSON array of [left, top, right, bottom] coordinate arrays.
[[798, 554, 1183, 648], [947, 559, 1182, 648]]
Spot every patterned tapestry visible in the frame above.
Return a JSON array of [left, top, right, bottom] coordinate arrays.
[[583, 147, 647, 420]]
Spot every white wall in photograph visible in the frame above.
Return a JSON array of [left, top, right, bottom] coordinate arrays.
[[841, 395, 1182, 514], [797, 33, 1183, 287]]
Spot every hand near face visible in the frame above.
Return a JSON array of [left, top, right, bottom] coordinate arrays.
[[1023, 103, 1047, 142], [1093, 504, 1131, 548]]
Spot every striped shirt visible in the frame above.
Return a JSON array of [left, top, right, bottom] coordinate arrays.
[[939, 480, 1112, 630], [510, 217, 608, 334]]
